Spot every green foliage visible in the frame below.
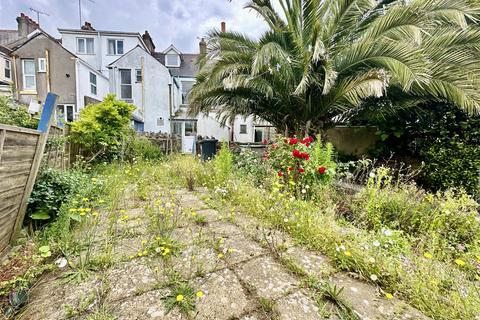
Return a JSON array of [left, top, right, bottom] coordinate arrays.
[[233, 149, 270, 186], [0, 97, 38, 129], [361, 103, 480, 196], [351, 167, 480, 259], [211, 142, 233, 187], [190, 0, 480, 132], [27, 168, 88, 224], [124, 135, 163, 161], [70, 94, 135, 161], [267, 135, 336, 198]]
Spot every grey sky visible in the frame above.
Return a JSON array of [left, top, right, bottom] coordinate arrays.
[[0, 0, 269, 53]]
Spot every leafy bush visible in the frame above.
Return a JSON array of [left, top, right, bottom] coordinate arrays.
[[233, 149, 270, 186], [27, 168, 88, 223], [350, 167, 480, 258], [0, 97, 38, 129], [124, 135, 163, 161], [266, 135, 336, 197], [69, 94, 135, 162], [211, 142, 233, 187], [360, 103, 480, 196]]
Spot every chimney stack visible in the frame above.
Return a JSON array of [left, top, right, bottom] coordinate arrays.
[[142, 31, 156, 53], [16, 13, 39, 37], [81, 21, 96, 31], [221, 21, 226, 33], [199, 38, 206, 55]]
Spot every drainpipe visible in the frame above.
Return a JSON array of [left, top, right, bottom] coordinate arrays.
[[141, 56, 145, 117], [12, 55, 19, 101], [45, 49, 51, 92], [97, 31, 102, 73], [75, 59, 81, 114], [168, 83, 173, 134]]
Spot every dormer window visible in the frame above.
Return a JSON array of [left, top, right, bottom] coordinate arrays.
[[108, 39, 124, 55], [165, 53, 180, 67]]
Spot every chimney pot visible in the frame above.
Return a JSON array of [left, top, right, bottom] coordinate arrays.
[[221, 21, 226, 33], [199, 37, 206, 54]]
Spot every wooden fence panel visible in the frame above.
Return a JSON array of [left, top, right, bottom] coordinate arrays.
[[0, 124, 42, 255]]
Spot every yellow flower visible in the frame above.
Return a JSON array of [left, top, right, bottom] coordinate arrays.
[[191, 211, 197, 216], [385, 293, 393, 300], [454, 259, 466, 267], [82, 198, 89, 202], [227, 248, 236, 253], [92, 211, 99, 217], [196, 291, 204, 298], [98, 199, 105, 204], [344, 251, 352, 257], [176, 294, 184, 302], [217, 253, 224, 259], [141, 239, 148, 245], [423, 252, 433, 259], [162, 248, 171, 256], [84, 208, 92, 213], [69, 208, 77, 212]]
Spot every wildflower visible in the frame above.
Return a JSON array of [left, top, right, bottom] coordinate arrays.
[[288, 166, 294, 171], [82, 198, 89, 202], [218, 253, 224, 258], [162, 248, 171, 256], [318, 166, 327, 174], [176, 294, 184, 302], [385, 293, 393, 300], [92, 211, 99, 217], [298, 168, 305, 173], [227, 248, 236, 253], [196, 291, 204, 298], [278, 171, 284, 177], [191, 211, 197, 216], [98, 199, 105, 204], [141, 239, 148, 245], [424, 252, 433, 259], [289, 137, 298, 145], [292, 149, 301, 157], [373, 240, 380, 247], [344, 251, 352, 257], [383, 229, 392, 237], [69, 208, 77, 212], [370, 274, 378, 281], [454, 259, 466, 267]]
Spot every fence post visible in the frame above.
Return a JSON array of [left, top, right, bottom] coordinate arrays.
[[10, 93, 58, 242]]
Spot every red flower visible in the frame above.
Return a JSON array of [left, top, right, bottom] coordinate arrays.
[[289, 137, 298, 145], [262, 151, 269, 160], [262, 139, 268, 145], [298, 167, 305, 173], [284, 139, 288, 144], [300, 136, 314, 144], [292, 149, 301, 157], [318, 166, 327, 174], [278, 171, 284, 177], [271, 143, 278, 149], [288, 166, 294, 171]]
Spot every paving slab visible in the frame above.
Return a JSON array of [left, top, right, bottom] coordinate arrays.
[[207, 220, 244, 238], [171, 245, 226, 278], [109, 289, 183, 319], [222, 234, 268, 265], [105, 258, 161, 302], [330, 273, 430, 320], [194, 268, 255, 319], [16, 273, 104, 320], [275, 290, 323, 320], [235, 255, 299, 300], [283, 246, 334, 278]]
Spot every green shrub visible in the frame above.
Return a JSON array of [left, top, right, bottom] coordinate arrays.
[[27, 168, 88, 224], [351, 167, 480, 258], [211, 142, 233, 187], [124, 135, 163, 161], [70, 94, 135, 162], [0, 97, 38, 129], [234, 149, 270, 186]]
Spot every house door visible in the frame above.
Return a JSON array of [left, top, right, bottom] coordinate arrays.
[[172, 120, 198, 154]]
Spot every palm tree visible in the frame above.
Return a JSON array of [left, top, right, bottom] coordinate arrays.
[[189, 0, 480, 134]]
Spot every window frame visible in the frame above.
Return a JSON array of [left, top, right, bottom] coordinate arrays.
[[56, 104, 75, 124], [22, 59, 36, 91], [119, 69, 132, 100], [239, 124, 247, 134], [76, 37, 94, 54], [89, 72, 97, 95], [165, 53, 180, 67], [135, 69, 142, 82], [4, 59, 11, 79], [107, 39, 124, 55], [38, 58, 46, 72]]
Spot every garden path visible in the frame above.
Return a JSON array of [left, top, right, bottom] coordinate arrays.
[[16, 187, 430, 320]]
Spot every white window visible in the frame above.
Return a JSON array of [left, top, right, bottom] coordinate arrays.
[[135, 69, 142, 82], [22, 59, 36, 90], [4, 59, 10, 79], [240, 124, 247, 134], [56, 104, 75, 123], [38, 58, 46, 72], [165, 53, 180, 67], [181, 80, 194, 104], [119, 69, 132, 99], [77, 38, 94, 54], [90, 72, 97, 95], [108, 39, 124, 55]]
